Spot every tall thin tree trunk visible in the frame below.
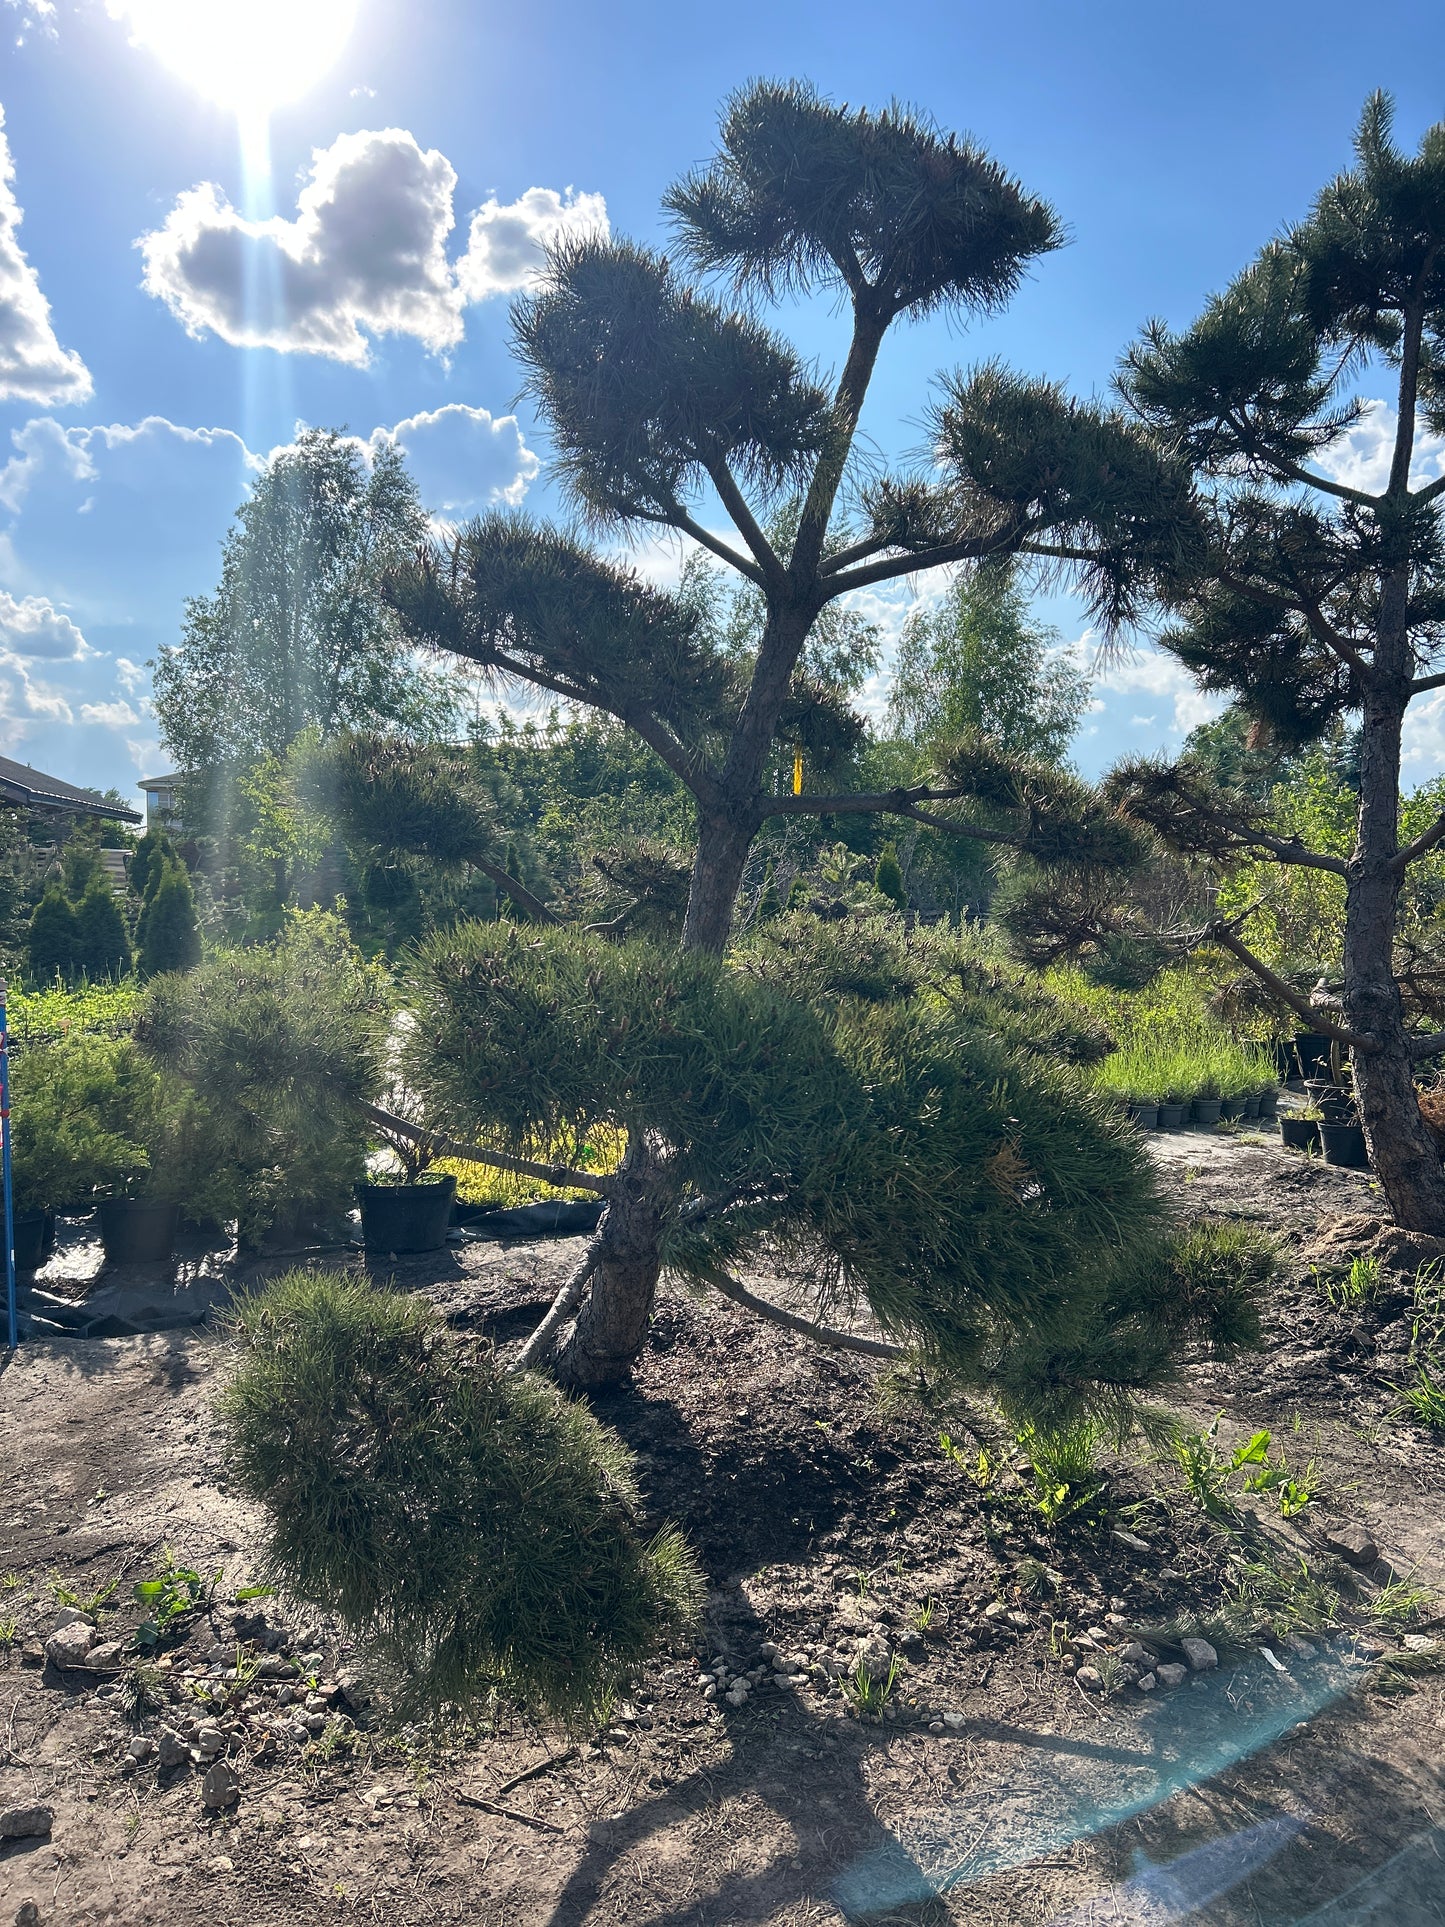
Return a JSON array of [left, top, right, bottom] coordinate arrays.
[[1345, 592, 1445, 1232]]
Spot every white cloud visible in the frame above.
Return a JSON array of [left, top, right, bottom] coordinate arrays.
[[140, 128, 464, 364], [0, 588, 94, 660], [139, 128, 607, 362], [0, 651, 73, 722], [373, 403, 539, 513], [457, 187, 608, 301], [1081, 637, 1222, 736], [1403, 689, 1445, 775], [125, 735, 160, 772], [0, 106, 91, 405], [115, 655, 145, 693], [80, 697, 141, 728], [1315, 398, 1445, 495]]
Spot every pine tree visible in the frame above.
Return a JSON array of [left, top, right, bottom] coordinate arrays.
[[874, 844, 907, 911], [139, 861, 201, 977], [1065, 96, 1445, 1233], [74, 879, 132, 981], [756, 863, 782, 921], [26, 887, 80, 984]]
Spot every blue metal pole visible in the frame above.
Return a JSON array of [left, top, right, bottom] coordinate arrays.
[[1, 977, 16, 1349]]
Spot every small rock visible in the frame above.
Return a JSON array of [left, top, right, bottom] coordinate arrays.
[[1155, 1663, 1188, 1688], [981, 1600, 1008, 1621], [1075, 1666, 1104, 1692], [1111, 1530, 1151, 1553], [1180, 1637, 1218, 1672], [194, 1726, 226, 1757], [44, 1622, 95, 1668], [156, 1728, 189, 1769], [204, 1855, 234, 1875], [0, 1805, 53, 1840], [1284, 1634, 1316, 1659], [51, 1608, 91, 1632], [1323, 1522, 1379, 1567], [928, 1719, 944, 1734], [853, 1635, 893, 1684], [1103, 1613, 1128, 1630], [87, 1642, 123, 1670], [1005, 1612, 1032, 1630], [15, 1901, 41, 1926], [255, 1656, 297, 1680], [1136, 1672, 1157, 1691], [200, 1760, 240, 1809], [1403, 1634, 1438, 1654], [941, 1710, 965, 1730], [1118, 1642, 1148, 1665], [19, 1639, 45, 1668], [126, 1736, 155, 1763]]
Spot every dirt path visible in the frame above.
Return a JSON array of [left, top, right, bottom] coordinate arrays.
[[1, 1136, 1443, 1926]]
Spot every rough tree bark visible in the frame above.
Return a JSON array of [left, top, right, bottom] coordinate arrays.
[[1343, 583, 1445, 1230]]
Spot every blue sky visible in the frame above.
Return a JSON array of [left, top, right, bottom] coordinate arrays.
[[3, 0, 1445, 806]]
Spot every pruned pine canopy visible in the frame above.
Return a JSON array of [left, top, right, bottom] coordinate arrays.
[[1117, 92, 1445, 746], [402, 917, 1261, 1429]]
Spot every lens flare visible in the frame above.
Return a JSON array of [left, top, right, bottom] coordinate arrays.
[[109, 0, 359, 115]]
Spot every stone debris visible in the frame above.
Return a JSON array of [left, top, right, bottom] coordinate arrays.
[[0, 1805, 54, 1840], [1322, 1521, 1379, 1567], [44, 1621, 95, 1668], [1154, 1663, 1188, 1688], [1180, 1637, 1219, 1672], [201, 1760, 240, 1809]]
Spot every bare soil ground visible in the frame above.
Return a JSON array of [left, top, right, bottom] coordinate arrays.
[[1, 1129, 1443, 1927]]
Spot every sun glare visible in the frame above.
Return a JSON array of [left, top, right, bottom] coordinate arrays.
[[111, 0, 359, 116]]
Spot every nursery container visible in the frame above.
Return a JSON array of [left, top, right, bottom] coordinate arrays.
[[1243, 1096, 1261, 1119], [1292, 1034, 1334, 1081], [1279, 1115, 1319, 1152], [1318, 1121, 1369, 1169], [1257, 1089, 1279, 1120], [356, 1173, 458, 1254], [11, 1209, 55, 1274], [1220, 1097, 1244, 1121], [1126, 1102, 1159, 1130], [99, 1199, 179, 1266], [1191, 1098, 1223, 1126], [1158, 1102, 1186, 1130]]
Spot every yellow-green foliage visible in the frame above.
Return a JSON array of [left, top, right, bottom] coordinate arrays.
[[433, 1125, 625, 1208], [1050, 964, 1276, 1105]]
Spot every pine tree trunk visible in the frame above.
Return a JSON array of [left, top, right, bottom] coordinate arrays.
[[552, 1148, 667, 1391], [1345, 605, 1445, 1232]]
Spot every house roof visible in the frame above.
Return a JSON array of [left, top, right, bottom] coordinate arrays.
[[0, 755, 142, 824], [138, 773, 181, 792]]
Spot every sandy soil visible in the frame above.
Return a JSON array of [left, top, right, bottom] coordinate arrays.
[[1, 1132, 1442, 1927]]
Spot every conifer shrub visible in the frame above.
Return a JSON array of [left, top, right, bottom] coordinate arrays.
[[138, 860, 201, 977], [403, 917, 1267, 1425], [26, 887, 81, 984], [74, 879, 132, 981], [219, 1270, 701, 1724], [139, 912, 386, 1242], [874, 844, 906, 911], [8, 1035, 154, 1215]]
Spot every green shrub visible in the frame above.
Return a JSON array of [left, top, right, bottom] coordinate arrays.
[[26, 887, 80, 985], [74, 879, 132, 981], [139, 911, 386, 1242], [9, 1034, 154, 1215], [138, 860, 201, 977], [404, 918, 1267, 1426], [219, 1271, 701, 1723]]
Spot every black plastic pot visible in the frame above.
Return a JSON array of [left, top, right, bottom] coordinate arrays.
[[1279, 1115, 1320, 1152], [10, 1208, 55, 1274], [99, 1198, 179, 1266], [1126, 1102, 1159, 1130], [1257, 1090, 1279, 1120], [1192, 1098, 1223, 1126], [1318, 1121, 1369, 1169], [356, 1174, 457, 1254], [1292, 1034, 1334, 1081], [1158, 1102, 1186, 1130]]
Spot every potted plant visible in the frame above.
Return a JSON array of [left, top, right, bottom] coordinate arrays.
[[1158, 1083, 1187, 1131], [1280, 1105, 1321, 1152], [356, 1080, 457, 1255], [1318, 1113, 1368, 1169], [8, 1035, 152, 1271], [1191, 1070, 1223, 1127]]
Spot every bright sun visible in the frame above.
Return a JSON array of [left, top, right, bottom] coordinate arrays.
[[110, 0, 359, 116]]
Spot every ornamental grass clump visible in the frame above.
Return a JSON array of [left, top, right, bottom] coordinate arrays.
[[219, 1270, 701, 1725]]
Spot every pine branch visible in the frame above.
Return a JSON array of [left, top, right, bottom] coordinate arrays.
[[695, 1263, 905, 1359], [1411, 667, 1445, 693], [634, 506, 763, 585], [760, 786, 1022, 844], [1409, 1030, 1445, 1061], [703, 458, 786, 584], [471, 860, 565, 926], [360, 1102, 614, 1195], [1197, 922, 1375, 1049], [511, 1240, 605, 1373], [1393, 809, 1445, 871], [826, 529, 1017, 598]]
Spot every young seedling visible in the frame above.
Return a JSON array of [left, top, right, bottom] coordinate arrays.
[[844, 1655, 900, 1720]]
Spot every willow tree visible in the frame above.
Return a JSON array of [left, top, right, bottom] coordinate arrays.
[[1088, 97, 1445, 1232], [385, 82, 1230, 1389]]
